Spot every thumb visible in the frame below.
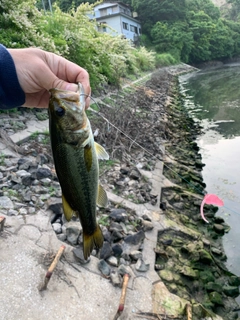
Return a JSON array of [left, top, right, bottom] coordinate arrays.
[[51, 78, 79, 92]]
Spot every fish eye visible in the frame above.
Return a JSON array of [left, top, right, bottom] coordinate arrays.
[[55, 107, 65, 117]]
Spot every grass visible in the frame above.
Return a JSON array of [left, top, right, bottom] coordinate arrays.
[[0, 153, 6, 165], [98, 215, 110, 227]]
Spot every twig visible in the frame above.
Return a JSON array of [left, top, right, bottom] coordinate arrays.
[[0, 216, 6, 232], [186, 303, 192, 320], [39, 244, 65, 291], [113, 273, 130, 320]]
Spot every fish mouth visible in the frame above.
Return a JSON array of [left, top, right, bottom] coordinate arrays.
[[49, 87, 85, 113]]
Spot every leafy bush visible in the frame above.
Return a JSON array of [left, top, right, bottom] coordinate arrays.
[[155, 53, 178, 67]]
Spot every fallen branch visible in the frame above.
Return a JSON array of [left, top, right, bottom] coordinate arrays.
[[186, 303, 192, 320], [39, 244, 65, 291], [113, 273, 130, 320]]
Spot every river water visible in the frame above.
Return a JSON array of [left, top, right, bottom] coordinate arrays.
[[180, 65, 240, 303]]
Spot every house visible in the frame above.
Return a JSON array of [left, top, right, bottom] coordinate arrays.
[[90, 1, 141, 43]]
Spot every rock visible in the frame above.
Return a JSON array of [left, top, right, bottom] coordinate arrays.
[[16, 170, 31, 178], [52, 222, 62, 234], [142, 220, 154, 231], [211, 247, 222, 255], [223, 285, 240, 297], [142, 212, 152, 221], [111, 230, 124, 242], [18, 158, 32, 170], [40, 178, 52, 186], [102, 228, 112, 243], [98, 259, 111, 277], [117, 264, 133, 277], [209, 291, 223, 305], [57, 233, 67, 242], [128, 180, 138, 187], [0, 196, 14, 209], [66, 225, 81, 245], [107, 256, 118, 267], [112, 243, 123, 257], [129, 168, 141, 180], [198, 249, 213, 264], [135, 258, 150, 272], [213, 223, 225, 234], [19, 208, 28, 215], [228, 276, 240, 287], [100, 241, 113, 260], [110, 271, 122, 287], [159, 269, 174, 282], [48, 198, 63, 214], [109, 221, 123, 232], [73, 246, 90, 264], [36, 153, 49, 165], [36, 167, 52, 180], [180, 266, 198, 278], [28, 207, 36, 214], [21, 175, 33, 186], [120, 166, 130, 175], [51, 213, 63, 224], [124, 230, 145, 245], [109, 208, 127, 222], [130, 250, 142, 260], [8, 209, 18, 216], [205, 282, 222, 292]]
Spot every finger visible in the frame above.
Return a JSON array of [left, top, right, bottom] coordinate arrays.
[[43, 52, 91, 93]]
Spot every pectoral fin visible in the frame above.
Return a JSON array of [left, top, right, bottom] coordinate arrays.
[[94, 142, 109, 160], [62, 194, 75, 221], [97, 184, 108, 207]]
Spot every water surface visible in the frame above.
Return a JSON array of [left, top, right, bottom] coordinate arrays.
[[180, 65, 240, 282]]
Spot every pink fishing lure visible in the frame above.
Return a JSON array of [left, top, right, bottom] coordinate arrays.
[[200, 194, 224, 223]]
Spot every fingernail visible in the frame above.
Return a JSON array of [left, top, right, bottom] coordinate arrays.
[[64, 83, 78, 92]]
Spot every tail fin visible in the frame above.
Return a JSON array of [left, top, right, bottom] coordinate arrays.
[[83, 225, 103, 260]]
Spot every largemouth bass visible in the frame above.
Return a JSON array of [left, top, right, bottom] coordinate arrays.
[[48, 83, 108, 259]]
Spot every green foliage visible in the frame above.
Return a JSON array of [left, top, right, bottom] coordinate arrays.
[[0, 0, 56, 50], [148, 0, 240, 63], [155, 53, 178, 67]]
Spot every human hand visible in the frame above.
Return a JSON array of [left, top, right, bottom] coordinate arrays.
[[8, 47, 91, 109]]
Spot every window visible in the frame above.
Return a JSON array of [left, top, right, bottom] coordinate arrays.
[[130, 25, 138, 34], [112, 6, 118, 13], [98, 22, 107, 32], [122, 22, 129, 30], [100, 8, 107, 16]]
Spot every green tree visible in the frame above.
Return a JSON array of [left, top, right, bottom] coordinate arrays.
[[209, 19, 235, 59], [151, 21, 193, 62], [187, 10, 215, 62], [131, 0, 186, 38]]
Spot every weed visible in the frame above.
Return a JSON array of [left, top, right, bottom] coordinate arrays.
[[0, 153, 6, 165], [98, 215, 110, 227]]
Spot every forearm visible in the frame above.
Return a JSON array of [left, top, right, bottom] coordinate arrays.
[[0, 44, 25, 109]]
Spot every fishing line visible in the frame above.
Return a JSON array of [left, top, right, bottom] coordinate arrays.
[[84, 94, 205, 193], [83, 94, 240, 218]]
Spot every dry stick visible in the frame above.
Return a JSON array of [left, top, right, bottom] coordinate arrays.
[[0, 216, 6, 231], [113, 273, 130, 320], [186, 303, 192, 320], [39, 245, 65, 291]]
